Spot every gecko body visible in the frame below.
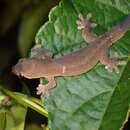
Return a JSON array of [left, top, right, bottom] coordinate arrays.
[[12, 13, 130, 96]]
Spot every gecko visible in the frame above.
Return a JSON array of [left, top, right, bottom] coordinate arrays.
[[12, 13, 130, 96]]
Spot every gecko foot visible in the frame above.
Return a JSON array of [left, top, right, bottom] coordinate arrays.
[[36, 77, 56, 97], [76, 13, 97, 30], [36, 84, 51, 96], [105, 60, 127, 73]]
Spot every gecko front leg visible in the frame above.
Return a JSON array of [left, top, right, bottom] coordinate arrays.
[[76, 13, 97, 43], [31, 45, 53, 59], [36, 77, 56, 96], [31, 45, 56, 96], [100, 49, 126, 73]]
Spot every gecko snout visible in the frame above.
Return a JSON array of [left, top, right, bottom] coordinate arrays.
[[12, 58, 27, 77], [12, 63, 22, 77], [12, 58, 38, 79]]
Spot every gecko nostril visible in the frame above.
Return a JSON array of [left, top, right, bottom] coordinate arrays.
[[12, 66, 19, 76]]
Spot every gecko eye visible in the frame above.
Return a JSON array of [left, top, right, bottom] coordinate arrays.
[[19, 58, 26, 63], [12, 58, 30, 76]]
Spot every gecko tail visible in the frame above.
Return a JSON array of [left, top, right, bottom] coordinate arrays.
[[120, 14, 130, 32]]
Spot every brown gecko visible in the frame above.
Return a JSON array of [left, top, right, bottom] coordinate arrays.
[[12, 13, 130, 96]]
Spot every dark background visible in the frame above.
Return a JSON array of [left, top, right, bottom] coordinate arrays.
[[0, 0, 58, 129]]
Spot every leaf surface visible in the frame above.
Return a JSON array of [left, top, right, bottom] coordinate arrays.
[[35, 0, 130, 129], [0, 91, 27, 130]]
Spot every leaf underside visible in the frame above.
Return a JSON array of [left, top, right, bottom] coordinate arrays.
[[35, 0, 130, 130]]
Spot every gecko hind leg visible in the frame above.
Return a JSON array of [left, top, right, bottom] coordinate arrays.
[[36, 77, 56, 97], [100, 50, 127, 73], [76, 13, 98, 43], [31, 45, 53, 59]]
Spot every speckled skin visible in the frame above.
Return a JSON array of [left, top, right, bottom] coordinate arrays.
[[12, 13, 130, 96]]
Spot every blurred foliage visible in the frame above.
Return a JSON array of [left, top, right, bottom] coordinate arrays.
[[0, 91, 27, 130], [0, 0, 59, 129]]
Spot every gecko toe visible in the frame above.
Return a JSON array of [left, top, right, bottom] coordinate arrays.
[[76, 20, 81, 25], [105, 64, 121, 73], [36, 84, 44, 90], [118, 61, 127, 65], [105, 65, 112, 72], [90, 23, 97, 28], [42, 91, 51, 97], [86, 13, 92, 20], [36, 84, 52, 97], [111, 52, 119, 58], [77, 25, 84, 30], [36, 77, 56, 96], [105, 60, 126, 73], [36, 84, 47, 95], [78, 13, 84, 20]]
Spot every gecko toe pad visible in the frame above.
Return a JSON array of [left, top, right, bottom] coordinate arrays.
[[36, 78, 56, 96]]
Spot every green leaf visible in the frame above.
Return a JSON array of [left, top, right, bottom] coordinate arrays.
[[0, 87, 48, 117], [35, 0, 130, 130], [0, 91, 27, 130]]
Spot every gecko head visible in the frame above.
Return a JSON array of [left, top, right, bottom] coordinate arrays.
[[12, 58, 35, 79]]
